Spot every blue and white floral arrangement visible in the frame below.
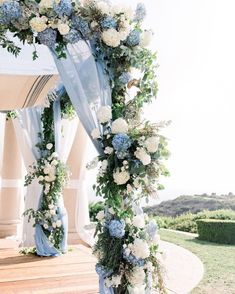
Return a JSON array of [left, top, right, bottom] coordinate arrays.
[[0, 0, 170, 292]]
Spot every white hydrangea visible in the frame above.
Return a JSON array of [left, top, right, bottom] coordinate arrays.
[[96, 1, 110, 15], [58, 23, 70, 35], [140, 30, 153, 48], [118, 21, 131, 41], [39, 0, 53, 10], [91, 128, 101, 139], [134, 148, 151, 165], [145, 136, 159, 153], [128, 267, 146, 286], [131, 238, 150, 259], [113, 169, 130, 185], [104, 146, 114, 154], [30, 16, 48, 33], [111, 118, 128, 134], [96, 210, 105, 221], [102, 28, 121, 48], [97, 106, 112, 123], [132, 214, 145, 229], [128, 284, 146, 294]]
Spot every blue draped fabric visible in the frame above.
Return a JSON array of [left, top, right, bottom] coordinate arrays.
[[50, 40, 113, 292]]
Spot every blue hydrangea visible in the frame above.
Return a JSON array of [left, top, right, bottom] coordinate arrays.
[[119, 72, 131, 84], [63, 29, 81, 44], [126, 30, 141, 47], [0, 1, 21, 24], [112, 133, 132, 152], [132, 159, 142, 169], [95, 263, 113, 278], [53, 0, 72, 16], [71, 15, 90, 38], [116, 150, 129, 159], [123, 251, 145, 267], [145, 220, 158, 240], [109, 219, 125, 238], [37, 28, 57, 48], [134, 3, 146, 22], [101, 16, 117, 29]]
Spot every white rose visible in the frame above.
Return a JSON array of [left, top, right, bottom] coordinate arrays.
[[133, 215, 145, 229], [128, 285, 146, 294], [101, 160, 108, 171], [111, 118, 128, 134], [56, 220, 62, 227], [46, 143, 53, 150], [134, 148, 151, 165], [96, 1, 110, 15], [38, 175, 44, 182], [131, 238, 150, 259], [58, 23, 70, 35], [91, 128, 101, 139], [145, 137, 159, 153], [30, 17, 48, 33], [51, 159, 58, 166], [43, 223, 49, 229], [96, 210, 105, 221], [128, 267, 146, 286], [140, 30, 152, 48], [102, 29, 121, 48], [113, 169, 130, 185], [39, 0, 53, 9], [97, 106, 112, 123], [50, 209, 56, 215], [104, 146, 113, 154], [52, 222, 57, 228], [90, 21, 98, 29]]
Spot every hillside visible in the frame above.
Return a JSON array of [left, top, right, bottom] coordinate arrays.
[[145, 193, 235, 217]]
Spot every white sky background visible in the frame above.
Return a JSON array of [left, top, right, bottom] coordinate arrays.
[[99, 0, 235, 201]]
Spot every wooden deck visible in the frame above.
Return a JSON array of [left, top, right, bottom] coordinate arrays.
[[0, 245, 98, 294]]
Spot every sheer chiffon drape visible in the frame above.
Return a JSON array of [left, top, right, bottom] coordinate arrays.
[[13, 107, 43, 247], [50, 40, 113, 293]]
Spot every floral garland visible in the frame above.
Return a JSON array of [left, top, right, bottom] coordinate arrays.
[[24, 94, 73, 251], [0, 0, 170, 292]]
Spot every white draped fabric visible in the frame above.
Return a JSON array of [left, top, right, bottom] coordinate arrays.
[[13, 108, 43, 246]]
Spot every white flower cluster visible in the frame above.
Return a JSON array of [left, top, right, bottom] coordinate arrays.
[[105, 275, 122, 288], [113, 168, 130, 185]]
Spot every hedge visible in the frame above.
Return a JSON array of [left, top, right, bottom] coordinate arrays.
[[197, 219, 235, 244]]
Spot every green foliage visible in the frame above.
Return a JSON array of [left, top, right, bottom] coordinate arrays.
[[19, 247, 37, 255], [197, 219, 235, 245], [154, 209, 235, 234], [0, 32, 21, 57], [89, 201, 105, 222]]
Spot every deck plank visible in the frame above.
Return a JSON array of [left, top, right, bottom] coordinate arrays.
[[0, 245, 98, 294]]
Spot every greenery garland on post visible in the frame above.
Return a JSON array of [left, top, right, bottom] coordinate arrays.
[[0, 0, 170, 292]]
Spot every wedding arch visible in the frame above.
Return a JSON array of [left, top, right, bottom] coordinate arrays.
[[0, 0, 169, 293]]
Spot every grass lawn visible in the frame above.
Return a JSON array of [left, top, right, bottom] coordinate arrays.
[[159, 229, 235, 294]]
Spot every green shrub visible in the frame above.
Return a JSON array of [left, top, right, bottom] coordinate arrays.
[[197, 219, 235, 244], [153, 209, 235, 233], [89, 201, 105, 222]]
